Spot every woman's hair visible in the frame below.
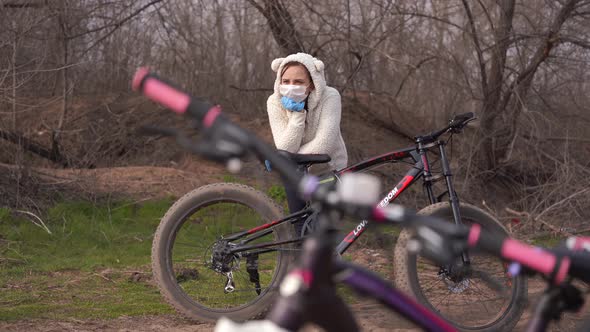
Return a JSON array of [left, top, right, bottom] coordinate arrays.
[[280, 61, 314, 90]]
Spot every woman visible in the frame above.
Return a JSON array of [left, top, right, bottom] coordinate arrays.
[[267, 53, 348, 228]]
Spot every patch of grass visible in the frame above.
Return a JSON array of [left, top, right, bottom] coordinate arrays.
[[530, 234, 564, 248], [0, 271, 172, 320], [0, 199, 175, 320], [221, 174, 239, 183], [0, 197, 288, 320], [267, 184, 287, 207], [337, 284, 360, 304], [1, 199, 172, 271], [0, 207, 10, 221]]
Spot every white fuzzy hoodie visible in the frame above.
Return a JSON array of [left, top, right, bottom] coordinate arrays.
[[267, 53, 348, 170]]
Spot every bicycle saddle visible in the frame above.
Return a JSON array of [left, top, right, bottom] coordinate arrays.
[[277, 150, 331, 166]]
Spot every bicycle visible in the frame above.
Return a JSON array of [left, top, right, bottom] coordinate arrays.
[[136, 69, 526, 331]]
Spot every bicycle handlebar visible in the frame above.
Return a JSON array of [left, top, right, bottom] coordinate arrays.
[[418, 112, 476, 143], [409, 216, 590, 285], [132, 68, 590, 308]]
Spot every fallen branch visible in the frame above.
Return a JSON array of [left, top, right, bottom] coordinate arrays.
[[573, 227, 590, 235], [93, 272, 115, 283], [0, 129, 69, 167], [0, 257, 26, 264], [505, 207, 573, 237], [14, 210, 52, 235], [481, 200, 497, 215]]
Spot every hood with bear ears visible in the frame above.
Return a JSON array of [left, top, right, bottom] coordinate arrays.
[[271, 53, 326, 111]]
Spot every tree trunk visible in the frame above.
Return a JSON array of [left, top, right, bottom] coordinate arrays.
[[477, 0, 516, 170], [246, 0, 305, 55]]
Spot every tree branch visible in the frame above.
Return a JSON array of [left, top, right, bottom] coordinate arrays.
[[2, 0, 46, 8], [77, 0, 164, 58], [558, 35, 590, 49], [229, 85, 273, 92], [462, 0, 488, 94], [500, 0, 581, 163]]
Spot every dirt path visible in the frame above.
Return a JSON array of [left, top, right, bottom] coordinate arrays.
[[2, 279, 589, 332], [0, 315, 213, 332]]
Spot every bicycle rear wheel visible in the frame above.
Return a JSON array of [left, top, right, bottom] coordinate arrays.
[[152, 183, 295, 322], [393, 202, 527, 332]]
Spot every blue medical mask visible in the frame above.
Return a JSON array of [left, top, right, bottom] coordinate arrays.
[[281, 96, 305, 112]]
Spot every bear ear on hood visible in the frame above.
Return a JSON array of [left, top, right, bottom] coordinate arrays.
[[313, 59, 325, 72], [271, 58, 285, 72]]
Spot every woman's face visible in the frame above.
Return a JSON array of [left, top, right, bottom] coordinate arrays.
[[281, 64, 314, 94]]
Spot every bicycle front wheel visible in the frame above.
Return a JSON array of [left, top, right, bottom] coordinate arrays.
[[152, 183, 294, 322], [393, 202, 527, 332]]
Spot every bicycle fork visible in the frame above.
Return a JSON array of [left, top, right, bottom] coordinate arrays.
[[420, 140, 471, 267], [438, 142, 471, 266]]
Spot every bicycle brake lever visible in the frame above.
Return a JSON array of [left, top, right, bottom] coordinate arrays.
[[407, 219, 470, 266], [408, 225, 469, 266]]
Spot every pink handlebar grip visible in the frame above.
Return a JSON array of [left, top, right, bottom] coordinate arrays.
[[501, 239, 568, 284], [467, 224, 570, 284], [502, 240, 555, 275], [132, 68, 190, 115], [132, 67, 150, 91]]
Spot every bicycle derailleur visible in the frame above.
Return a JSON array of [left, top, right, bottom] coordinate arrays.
[[209, 239, 261, 295]]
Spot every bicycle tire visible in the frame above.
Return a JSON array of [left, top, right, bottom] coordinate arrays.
[[152, 183, 294, 322], [393, 202, 527, 332]]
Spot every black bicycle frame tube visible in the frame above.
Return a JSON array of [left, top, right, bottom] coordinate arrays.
[[224, 209, 311, 242], [337, 146, 416, 174], [241, 245, 302, 257], [217, 210, 312, 257], [231, 238, 303, 255], [335, 160, 423, 255], [439, 142, 462, 226]]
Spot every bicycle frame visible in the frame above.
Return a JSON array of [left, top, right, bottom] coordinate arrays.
[[227, 138, 468, 263]]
